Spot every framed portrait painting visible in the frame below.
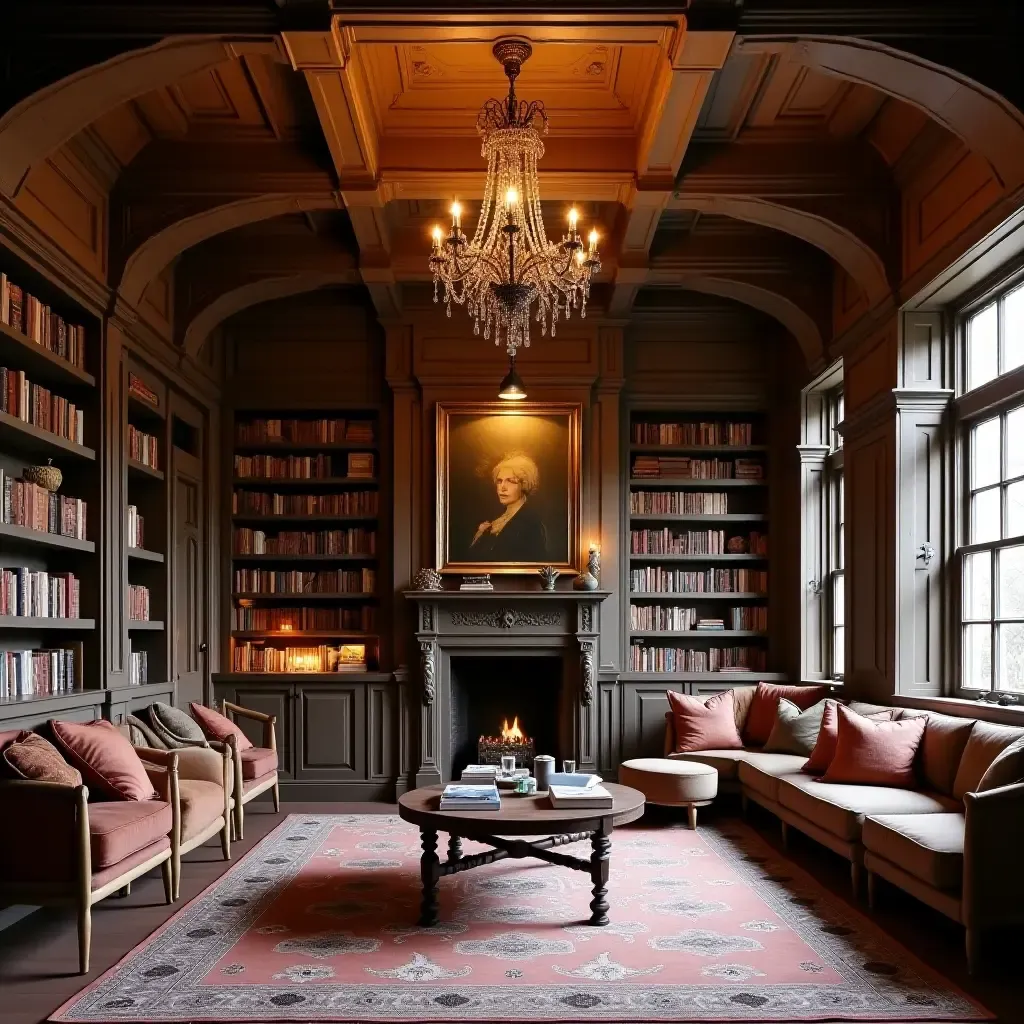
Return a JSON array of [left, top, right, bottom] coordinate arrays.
[[436, 402, 582, 574]]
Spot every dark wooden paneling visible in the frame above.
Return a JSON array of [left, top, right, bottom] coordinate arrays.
[[621, 682, 684, 762], [368, 681, 395, 781], [295, 682, 365, 781], [214, 680, 294, 778]]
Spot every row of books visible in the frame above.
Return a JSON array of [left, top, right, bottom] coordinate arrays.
[[128, 584, 150, 621], [1, 273, 87, 370], [730, 606, 768, 630], [629, 567, 769, 593], [633, 456, 763, 480], [628, 644, 767, 673], [0, 568, 81, 618], [127, 424, 159, 469], [233, 454, 373, 480], [234, 528, 376, 556], [0, 647, 78, 700], [127, 505, 146, 549], [630, 490, 730, 515], [128, 648, 148, 686], [231, 642, 366, 674], [631, 604, 768, 630], [0, 367, 85, 446], [232, 568, 375, 595], [236, 418, 374, 444], [631, 422, 753, 446], [232, 489, 379, 517], [1, 470, 87, 541], [630, 529, 768, 556], [230, 606, 375, 632]]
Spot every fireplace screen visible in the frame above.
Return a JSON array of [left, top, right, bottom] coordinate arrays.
[[449, 656, 562, 779]]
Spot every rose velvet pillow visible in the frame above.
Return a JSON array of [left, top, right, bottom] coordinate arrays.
[[803, 702, 898, 775], [190, 702, 253, 751], [818, 705, 927, 787], [666, 689, 743, 753], [743, 682, 830, 747], [50, 719, 157, 800]]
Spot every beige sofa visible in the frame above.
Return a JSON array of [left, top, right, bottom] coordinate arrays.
[[663, 689, 1024, 971]]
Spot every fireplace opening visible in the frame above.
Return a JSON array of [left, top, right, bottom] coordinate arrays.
[[449, 656, 564, 780]]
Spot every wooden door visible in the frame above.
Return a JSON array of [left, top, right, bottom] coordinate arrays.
[[294, 682, 366, 782], [170, 406, 206, 708]]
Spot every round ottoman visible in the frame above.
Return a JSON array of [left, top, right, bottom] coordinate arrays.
[[619, 758, 718, 829]]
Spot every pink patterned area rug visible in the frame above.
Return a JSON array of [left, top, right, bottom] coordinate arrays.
[[51, 813, 989, 1022]]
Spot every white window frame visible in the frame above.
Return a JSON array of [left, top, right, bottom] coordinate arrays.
[[825, 386, 844, 682]]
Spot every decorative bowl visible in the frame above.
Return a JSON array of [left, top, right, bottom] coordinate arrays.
[[24, 461, 62, 492]]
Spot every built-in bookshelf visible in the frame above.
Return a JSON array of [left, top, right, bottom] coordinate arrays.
[[124, 364, 168, 688], [624, 409, 783, 683], [226, 408, 381, 675], [0, 260, 99, 704]]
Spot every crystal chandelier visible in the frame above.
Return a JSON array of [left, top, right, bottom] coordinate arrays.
[[429, 38, 602, 357]]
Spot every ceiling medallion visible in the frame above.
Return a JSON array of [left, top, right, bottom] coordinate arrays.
[[429, 38, 602, 357]]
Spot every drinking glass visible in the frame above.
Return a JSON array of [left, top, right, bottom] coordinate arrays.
[[500, 754, 516, 775], [561, 759, 577, 775]]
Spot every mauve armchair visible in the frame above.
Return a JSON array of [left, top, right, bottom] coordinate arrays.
[[221, 702, 280, 840], [0, 732, 176, 974]]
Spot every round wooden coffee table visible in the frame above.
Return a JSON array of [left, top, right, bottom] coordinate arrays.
[[398, 783, 645, 928]]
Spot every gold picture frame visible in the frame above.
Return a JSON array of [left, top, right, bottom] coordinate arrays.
[[436, 402, 582, 575]]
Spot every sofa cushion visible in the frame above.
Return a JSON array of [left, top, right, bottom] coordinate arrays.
[[147, 702, 209, 750], [50, 719, 157, 801], [126, 713, 165, 750], [738, 754, 808, 802], [744, 683, 831, 747], [88, 799, 172, 870], [240, 746, 278, 781], [179, 779, 226, 842], [668, 749, 750, 780], [2, 731, 82, 786], [848, 700, 900, 718], [917, 713, 976, 796], [820, 705, 926, 787], [190, 702, 253, 751], [803, 702, 898, 775], [862, 813, 964, 890], [777, 775, 958, 842], [666, 689, 743, 753], [952, 721, 1024, 799], [764, 698, 829, 756], [977, 735, 1024, 791], [243, 769, 278, 794]]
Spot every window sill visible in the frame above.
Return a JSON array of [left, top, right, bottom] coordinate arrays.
[[896, 694, 1024, 725]]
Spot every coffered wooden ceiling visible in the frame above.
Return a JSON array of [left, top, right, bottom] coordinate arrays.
[[2, 2, 1023, 371]]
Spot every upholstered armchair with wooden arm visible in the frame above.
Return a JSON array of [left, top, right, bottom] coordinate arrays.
[[221, 702, 280, 840], [134, 744, 232, 899], [0, 755, 176, 974]]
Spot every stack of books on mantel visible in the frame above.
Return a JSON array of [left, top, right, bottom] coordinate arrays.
[[460, 574, 493, 592], [439, 783, 500, 811], [548, 773, 613, 809], [695, 618, 725, 631]]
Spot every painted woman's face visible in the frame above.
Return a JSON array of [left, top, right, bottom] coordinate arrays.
[[495, 466, 523, 505]]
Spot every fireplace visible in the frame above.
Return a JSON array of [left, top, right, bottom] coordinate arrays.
[[449, 656, 561, 778], [404, 589, 609, 788]]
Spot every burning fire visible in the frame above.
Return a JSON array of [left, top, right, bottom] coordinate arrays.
[[500, 716, 525, 742]]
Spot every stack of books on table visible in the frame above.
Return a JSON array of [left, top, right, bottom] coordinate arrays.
[[548, 773, 614, 809], [461, 764, 497, 783], [439, 783, 500, 810]]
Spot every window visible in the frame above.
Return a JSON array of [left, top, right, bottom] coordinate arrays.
[[958, 285, 1024, 694], [825, 387, 844, 680]]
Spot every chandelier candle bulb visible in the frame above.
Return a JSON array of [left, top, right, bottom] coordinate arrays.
[[450, 201, 462, 229]]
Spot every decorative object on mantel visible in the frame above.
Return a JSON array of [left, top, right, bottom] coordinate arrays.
[[538, 565, 558, 591], [428, 38, 602, 358], [573, 569, 598, 591], [24, 459, 61, 492], [412, 567, 443, 591], [587, 541, 601, 583], [460, 573, 494, 591]]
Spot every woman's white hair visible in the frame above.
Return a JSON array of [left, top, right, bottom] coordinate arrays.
[[492, 450, 540, 496]]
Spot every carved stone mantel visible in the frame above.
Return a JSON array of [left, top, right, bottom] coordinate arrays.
[[405, 589, 611, 787]]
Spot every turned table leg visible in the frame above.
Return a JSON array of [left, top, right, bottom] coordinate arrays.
[[589, 822, 611, 926], [419, 827, 440, 927], [447, 834, 463, 862]]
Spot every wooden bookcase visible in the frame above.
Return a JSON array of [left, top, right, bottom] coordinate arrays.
[[0, 254, 100, 708], [124, 362, 169, 689], [622, 407, 784, 689]]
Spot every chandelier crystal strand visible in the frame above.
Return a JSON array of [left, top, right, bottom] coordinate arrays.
[[428, 38, 601, 358]]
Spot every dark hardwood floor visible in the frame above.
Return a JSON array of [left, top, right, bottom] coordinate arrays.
[[0, 799, 1019, 1024]]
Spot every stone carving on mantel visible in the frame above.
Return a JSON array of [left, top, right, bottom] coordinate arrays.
[[581, 603, 593, 633], [579, 638, 596, 707], [420, 641, 436, 705], [421, 605, 434, 632], [450, 609, 561, 629]]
